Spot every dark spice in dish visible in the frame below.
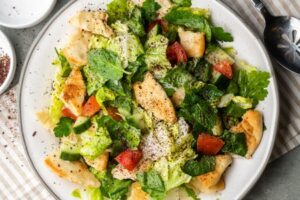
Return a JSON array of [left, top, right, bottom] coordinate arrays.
[[0, 54, 10, 86]]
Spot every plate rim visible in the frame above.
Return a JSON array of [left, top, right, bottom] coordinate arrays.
[[17, 0, 280, 200], [0, 0, 57, 29]]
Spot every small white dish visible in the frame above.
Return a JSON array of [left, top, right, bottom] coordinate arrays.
[[0, 30, 16, 95], [0, 0, 57, 29]]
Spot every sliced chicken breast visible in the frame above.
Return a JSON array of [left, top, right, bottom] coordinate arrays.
[[133, 72, 177, 124]]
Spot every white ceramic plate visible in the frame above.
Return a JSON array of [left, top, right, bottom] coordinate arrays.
[[18, 0, 279, 200], [0, 0, 57, 28], [0, 30, 16, 95]]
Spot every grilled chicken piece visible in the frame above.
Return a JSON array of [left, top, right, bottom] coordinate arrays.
[[60, 68, 86, 116], [63, 30, 91, 66], [188, 154, 232, 193], [230, 110, 263, 159], [127, 182, 148, 200], [70, 11, 114, 38], [133, 72, 177, 124], [84, 151, 109, 171], [44, 149, 100, 187], [178, 27, 206, 58]]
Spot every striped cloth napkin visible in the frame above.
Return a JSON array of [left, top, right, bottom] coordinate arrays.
[[0, 0, 299, 199]]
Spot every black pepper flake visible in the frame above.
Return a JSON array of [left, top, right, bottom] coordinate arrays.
[[4, 145, 7, 148], [32, 131, 37, 137]]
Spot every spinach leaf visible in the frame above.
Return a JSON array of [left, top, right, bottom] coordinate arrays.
[[182, 156, 216, 176], [87, 49, 124, 81], [164, 7, 212, 41], [211, 27, 234, 42], [142, 0, 161, 22], [237, 70, 270, 102], [53, 117, 73, 137], [107, 0, 128, 23], [137, 170, 166, 200], [100, 167, 132, 200], [221, 130, 247, 156]]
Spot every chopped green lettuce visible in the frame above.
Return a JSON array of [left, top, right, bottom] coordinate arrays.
[[83, 65, 107, 96], [95, 87, 116, 112], [186, 58, 211, 82], [232, 96, 253, 109], [54, 49, 71, 77], [171, 0, 191, 7], [198, 84, 224, 106], [144, 34, 171, 77], [88, 35, 109, 50], [137, 170, 166, 200], [221, 130, 247, 156], [127, 7, 146, 37], [107, 0, 128, 23], [142, 0, 161, 22], [80, 127, 112, 159], [72, 187, 103, 200], [182, 156, 216, 177], [100, 167, 132, 200], [87, 49, 124, 81], [164, 7, 212, 41], [224, 102, 247, 118]]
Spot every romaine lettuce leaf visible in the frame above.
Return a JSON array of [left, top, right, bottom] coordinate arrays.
[[211, 26, 234, 42], [127, 7, 146, 37], [182, 156, 215, 177], [171, 0, 191, 7], [72, 187, 103, 200], [88, 35, 109, 50], [107, 0, 128, 23], [83, 65, 107, 96], [95, 87, 116, 112], [80, 127, 112, 159]]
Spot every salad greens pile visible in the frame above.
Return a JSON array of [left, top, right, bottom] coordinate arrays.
[[46, 0, 271, 199]]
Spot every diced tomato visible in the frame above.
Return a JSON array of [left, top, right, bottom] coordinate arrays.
[[61, 107, 77, 121], [213, 61, 233, 79], [148, 19, 168, 32], [197, 134, 225, 155], [107, 107, 122, 121], [167, 42, 188, 64], [115, 149, 143, 171], [82, 96, 101, 117]]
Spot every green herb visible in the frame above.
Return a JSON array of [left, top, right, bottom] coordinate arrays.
[[211, 27, 234, 42], [224, 102, 247, 118], [237, 70, 270, 102], [186, 58, 211, 82], [221, 130, 247, 156], [53, 117, 73, 138], [137, 170, 166, 200], [199, 84, 224, 105], [164, 7, 212, 41], [83, 65, 107, 95], [142, 0, 161, 22], [87, 49, 124, 81], [182, 156, 216, 176]]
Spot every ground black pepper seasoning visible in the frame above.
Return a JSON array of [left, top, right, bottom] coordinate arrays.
[[0, 54, 10, 86]]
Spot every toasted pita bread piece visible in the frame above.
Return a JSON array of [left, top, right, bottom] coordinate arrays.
[[127, 182, 148, 200], [44, 149, 100, 187], [84, 151, 109, 171], [62, 30, 91, 66], [70, 11, 114, 38], [230, 110, 263, 159]]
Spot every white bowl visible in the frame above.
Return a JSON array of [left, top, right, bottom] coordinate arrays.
[[18, 0, 279, 199], [0, 30, 16, 95], [0, 0, 57, 29]]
